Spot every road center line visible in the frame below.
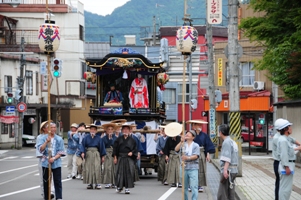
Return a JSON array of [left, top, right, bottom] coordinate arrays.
[[157, 187, 177, 200], [0, 164, 37, 175], [0, 170, 38, 185], [0, 178, 72, 198]]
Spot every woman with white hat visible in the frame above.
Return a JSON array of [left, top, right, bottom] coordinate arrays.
[[66, 123, 79, 179], [80, 124, 106, 189], [277, 119, 301, 199], [101, 123, 118, 189]]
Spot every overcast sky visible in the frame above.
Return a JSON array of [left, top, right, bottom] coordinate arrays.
[[79, 0, 130, 16]]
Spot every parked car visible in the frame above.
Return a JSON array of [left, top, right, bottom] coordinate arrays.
[[241, 127, 254, 142], [22, 134, 36, 146]]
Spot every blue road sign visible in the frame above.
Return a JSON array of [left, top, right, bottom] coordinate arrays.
[[6, 106, 15, 112]]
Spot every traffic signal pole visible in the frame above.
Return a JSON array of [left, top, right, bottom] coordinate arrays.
[[17, 37, 25, 149]]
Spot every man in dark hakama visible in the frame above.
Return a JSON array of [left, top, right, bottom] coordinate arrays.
[[113, 123, 138, 194], [163, 135, 181, 187], [101, 123, 117, 189], [156, 125, 168, 185], [80, 124, 106, 189], [130, 125, 144, 182]]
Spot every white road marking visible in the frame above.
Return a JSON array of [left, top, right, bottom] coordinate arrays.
[[157, 187, 177, 200], [0, 170, 38, 185], [0, 150, 8, 154], [0, 164, 37, 175], [242, 155, 273, 160], [0, 156, 18, 160], [34, 173, 39, 176], [21, 156, 34, 159], [0, 178, 72, 198]]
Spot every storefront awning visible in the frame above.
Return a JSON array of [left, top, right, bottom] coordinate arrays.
[[204, 90, 271, 112]]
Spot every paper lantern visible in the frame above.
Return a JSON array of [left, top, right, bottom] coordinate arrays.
[[176, 26, 198, 54], [157, 72, 169, 90], [38, 23, 60, 52]]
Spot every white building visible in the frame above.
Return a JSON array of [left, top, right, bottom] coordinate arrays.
[[0, 0, 86, 148]]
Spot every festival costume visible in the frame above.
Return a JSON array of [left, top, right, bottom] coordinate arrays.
[[129, 77, 149, 108], [156, 136, 168, 183], [102, 134, 117, 186]]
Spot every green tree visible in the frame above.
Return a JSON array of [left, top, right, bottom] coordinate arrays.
[[240, 0, 301, 99]]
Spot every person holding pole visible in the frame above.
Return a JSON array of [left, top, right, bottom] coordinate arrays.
[[187, 119, 215, 192], [36, 121, 55, 199], [38, 122, 66, 200], [175, 130, 200, 200], [66, 123, 79, 179]]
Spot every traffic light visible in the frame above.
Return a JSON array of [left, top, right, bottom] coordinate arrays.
[[7, 92, 13, 104], [259, 114, 265, 125], [15, 89, 23, 102], [52, 58, 62, 78]]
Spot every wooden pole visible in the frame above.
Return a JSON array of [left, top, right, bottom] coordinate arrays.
[[181, 56, 187, 200], [45, 2, 52, 200]]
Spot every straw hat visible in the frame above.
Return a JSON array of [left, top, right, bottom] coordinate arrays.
[[70, 123, 78, 128], [164, 122, 183, 137], [110, 119, 127, 124], [186, 119, 208, 124], [40, 120, 53, 133], [101, 123, 117, 129]]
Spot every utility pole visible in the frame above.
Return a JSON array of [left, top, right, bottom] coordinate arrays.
[[228, 0, 242, 176], [152, 16, 156, 46], [206, 19, 218, 154], [17, 36, 25, 149]]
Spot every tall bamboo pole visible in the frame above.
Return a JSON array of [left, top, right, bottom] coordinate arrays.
[[181, 56, 187, 200], [46, 1, 52, 199]]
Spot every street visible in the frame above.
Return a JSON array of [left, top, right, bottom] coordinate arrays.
[[0, 148, 211, 200]]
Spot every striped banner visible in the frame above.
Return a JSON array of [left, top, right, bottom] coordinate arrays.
[[229, 112, 241, 141]]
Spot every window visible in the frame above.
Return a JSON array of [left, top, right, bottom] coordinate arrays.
[[79, 25, 84, 41], [4, 75, 12, 93], [25, 70, 33, 95], [163, 89, 176, 104], [178, 83, 197, 103], [239, 62, 255, 86], [1, 124, 14, 138]]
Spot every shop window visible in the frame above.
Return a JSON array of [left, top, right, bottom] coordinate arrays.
[[239, 62, 255, 86], [163, 88, 176, 104], [25, 70, 33, 95], [4, 75, 12, 93], [79, 25, 84, 41], [178, 83, 197, 103]]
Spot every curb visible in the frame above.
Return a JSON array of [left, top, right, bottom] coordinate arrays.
[[211, 159, 248, 200]]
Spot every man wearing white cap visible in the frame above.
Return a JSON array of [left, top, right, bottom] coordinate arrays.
[[36, 121, 55, 199], [273, 118, 301, 200], [277, 119, 301, 200], [66, 123, 79, 179]]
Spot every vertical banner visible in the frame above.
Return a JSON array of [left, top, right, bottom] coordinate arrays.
[[207, 0, 223, 24], [218, 58, 223, 86]]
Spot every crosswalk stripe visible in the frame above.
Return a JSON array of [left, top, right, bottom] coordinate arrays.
[[21, 156, 34, 159]]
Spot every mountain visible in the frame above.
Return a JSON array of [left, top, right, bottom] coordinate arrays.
[[84, 0, 228, 45]]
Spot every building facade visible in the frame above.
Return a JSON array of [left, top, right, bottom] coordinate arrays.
[[0, 0, 85, 147]]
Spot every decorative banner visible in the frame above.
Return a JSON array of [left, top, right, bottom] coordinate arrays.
[[218, 58, 223, 86], [41, 74, 53, 92], [207, 0, 222, 24], [0, 115, 19, 124], [38, 23, 60, 52], [176, 26, 198, 54]]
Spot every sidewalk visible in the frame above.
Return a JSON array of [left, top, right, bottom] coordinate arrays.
[[212, 153, 301, 200]]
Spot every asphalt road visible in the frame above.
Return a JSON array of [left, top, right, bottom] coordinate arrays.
[[0, 147, 211, 200]]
